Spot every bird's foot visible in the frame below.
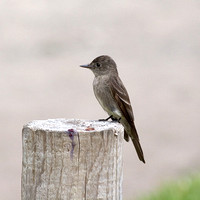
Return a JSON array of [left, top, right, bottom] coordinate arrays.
[[111, 117, 121, 123], [99, 115, 113, 121]]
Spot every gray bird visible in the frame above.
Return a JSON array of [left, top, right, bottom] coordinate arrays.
[[80, 55, 145, 163]]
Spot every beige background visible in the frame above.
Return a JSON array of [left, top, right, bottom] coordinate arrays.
[[0, 1, 200, 199]]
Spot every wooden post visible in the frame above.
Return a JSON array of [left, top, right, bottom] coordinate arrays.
[[21, 119, 123, 200]]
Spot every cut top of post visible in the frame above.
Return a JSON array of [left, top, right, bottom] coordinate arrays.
[[22, 118, 124, 200], [24, 118, 124, 133]]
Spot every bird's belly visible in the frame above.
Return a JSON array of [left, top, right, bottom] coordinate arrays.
[[93, 79, 121, 119]]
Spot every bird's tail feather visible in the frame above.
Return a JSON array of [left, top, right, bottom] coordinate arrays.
[[131, 138, 145, 163], [127, 125, 145, 163]]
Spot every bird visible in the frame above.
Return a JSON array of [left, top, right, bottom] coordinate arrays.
[[80, 55, 145, 163]]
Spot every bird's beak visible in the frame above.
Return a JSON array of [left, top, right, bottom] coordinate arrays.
[[80, 64, 91, 68]]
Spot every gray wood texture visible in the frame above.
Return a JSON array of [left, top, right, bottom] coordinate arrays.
[[21, 119, 123, 200]]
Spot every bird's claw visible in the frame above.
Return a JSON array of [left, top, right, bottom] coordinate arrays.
[[98, 115, 113, 121], [99, 116, 121, 123], [111, 117, 121, 123]]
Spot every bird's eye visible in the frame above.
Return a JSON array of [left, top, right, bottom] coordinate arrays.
[[96, 62, 101, 67]]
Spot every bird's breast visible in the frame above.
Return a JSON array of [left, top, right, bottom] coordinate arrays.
[[93, 76, 109, 104], [93, 76, 121, 118]]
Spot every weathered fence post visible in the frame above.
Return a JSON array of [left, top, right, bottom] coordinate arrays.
[[21, 119, 123, 200]]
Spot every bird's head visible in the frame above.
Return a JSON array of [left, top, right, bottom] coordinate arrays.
[[80, 55, 118, 77]]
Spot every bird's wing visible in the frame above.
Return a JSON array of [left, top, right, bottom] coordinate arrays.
[[109, 76, 134, 122], [109, 76, 145, 163], [109, 75, 139, 138]]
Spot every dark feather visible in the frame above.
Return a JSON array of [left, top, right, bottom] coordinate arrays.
[[109, 75, 145, 163], [124, 130, 130, 142], [109, 76, 136, 130]]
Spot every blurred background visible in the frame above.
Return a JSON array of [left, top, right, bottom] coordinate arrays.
[[0, 0, 200, 199]]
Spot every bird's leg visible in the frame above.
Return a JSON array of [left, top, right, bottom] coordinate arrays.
[[111, 116, 121, 123], [99, 115, 113, 121]]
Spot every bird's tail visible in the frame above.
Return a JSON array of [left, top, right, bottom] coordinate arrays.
[[131, 137, 145, 163], [125, 125, 145, 163]]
